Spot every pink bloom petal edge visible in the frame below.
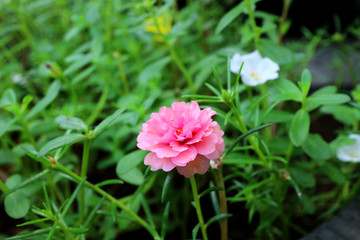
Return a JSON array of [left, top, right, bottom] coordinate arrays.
[[137, 101, 225, 177]]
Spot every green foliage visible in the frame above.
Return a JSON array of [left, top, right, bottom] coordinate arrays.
[[0, 0, 359, 239]]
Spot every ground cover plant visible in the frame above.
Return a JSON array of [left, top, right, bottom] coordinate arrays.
[[1, 0, 360, 239]]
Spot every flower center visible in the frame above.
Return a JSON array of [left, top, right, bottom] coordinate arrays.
[[175, 128, 183, 135], [349, 151, 359, 159], [249, 71, 262, 82]]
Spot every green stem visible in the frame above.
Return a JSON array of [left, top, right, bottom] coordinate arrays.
[[245, 0, 260, 50], [19, 117, 36, 146], [52, 216, 76, 240], [260, 84, 271, 140], [215, 167, 228, 240], [227, 101, 267, 166], [189, 177, 208, 240], [166, 42, 196, 94], [277, 0, 292, 44], [53, 163, 160, 239], [80, 138, 92, 223], [86, 78, 109, 126], [113, 52, 130, 94], [147, 7, 195, 94], [62, 76, 78, 116], [17, 5, 34, 47]]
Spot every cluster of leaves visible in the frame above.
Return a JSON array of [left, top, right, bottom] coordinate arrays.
[[1, 0, 360, 239]]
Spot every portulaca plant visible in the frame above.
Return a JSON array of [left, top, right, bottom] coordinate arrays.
[[1, 1, 360, 240]]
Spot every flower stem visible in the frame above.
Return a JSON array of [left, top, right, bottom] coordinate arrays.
[[245, 0, 260, 50], [62, 76, 78, 116], [166, 41, 196, 94], [79, 138, 92, 223], [189, 177, 208, 240], [227, 101, 268, 167], [147, 7, 196, 94], [215, 167, 228, 240], [277, 0, 292, 44], [86, 77, 110, 126], [113, 52, 130, 94], [53, 163, 160, 239]]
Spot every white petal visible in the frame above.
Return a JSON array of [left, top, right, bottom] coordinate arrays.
[[230, 53, 243, 74], [241, 51, 262, 74], [336, 135, 360, 162], [256, 58, 279, 81], [241, 73, 261, 86]]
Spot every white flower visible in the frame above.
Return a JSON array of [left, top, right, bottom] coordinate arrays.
[[336, 134, 360, 162], [230, 50, 280, 86], [11, 73, 27, 87]]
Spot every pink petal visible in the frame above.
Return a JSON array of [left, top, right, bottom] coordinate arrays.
[[186, 130, 204, 144], [176, 155, 210, 178], [171, 146, 197, 166], [154, 145, 180, 158], [205, 140, 225, 159], [194, 133, 218, 155], [170, 141, 188, 152], [144, 152, 176, 172]]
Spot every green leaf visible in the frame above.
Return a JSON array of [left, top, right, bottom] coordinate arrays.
[[199, 186, 224, 198], [262, 110, 293, 123], [259, 39, 293, 65], [117, 193, 141, 229], [20, 95, 33, 113], [26, 80, 61, 120], [3, 170, 49, 197], [64, 53, 94, 76], [192, 223, 201, 240], [93, 107, 126, 137], [55, 115, 88, 131], [68, 227, 89, 234], [298, 69, 311, 98], [61, 177, 87, 218], [224, 123, 271, 157], [5, 228, 52, 239], [274, 78, 302, 95], [16, 217, 50, 227], [320, 105, 360, 125], [120, 168, 144, 186], [38, 133, 85, 157], [301, 194, 315, 214], [305, 93, 350, 111], [1, 88, 17, 107], [210, 60, 224, 92], [322, 163, 346, 184], [116, 150, 147, 176], [95, 179, 124, 187], [0, 118, 16, 137], [289, 109, 310, 147], [161, 172, 173, 203], [161, 201, 171, 239], [72, 65, 96, 84], [206, 213, 232, 227], [311, 85, 337, 96], [0, 149, 16, 165], [289, 167, 315, 188], [5, 190, 30, 219], [138, 57, 171, 84], [83, 195, 106, 228], [302, 134, 331, 164], [215, 2, 245, 34], [269, 92, 302, 103]]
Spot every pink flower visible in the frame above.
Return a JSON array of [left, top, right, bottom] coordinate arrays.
[[137, 101, 225, 178]]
